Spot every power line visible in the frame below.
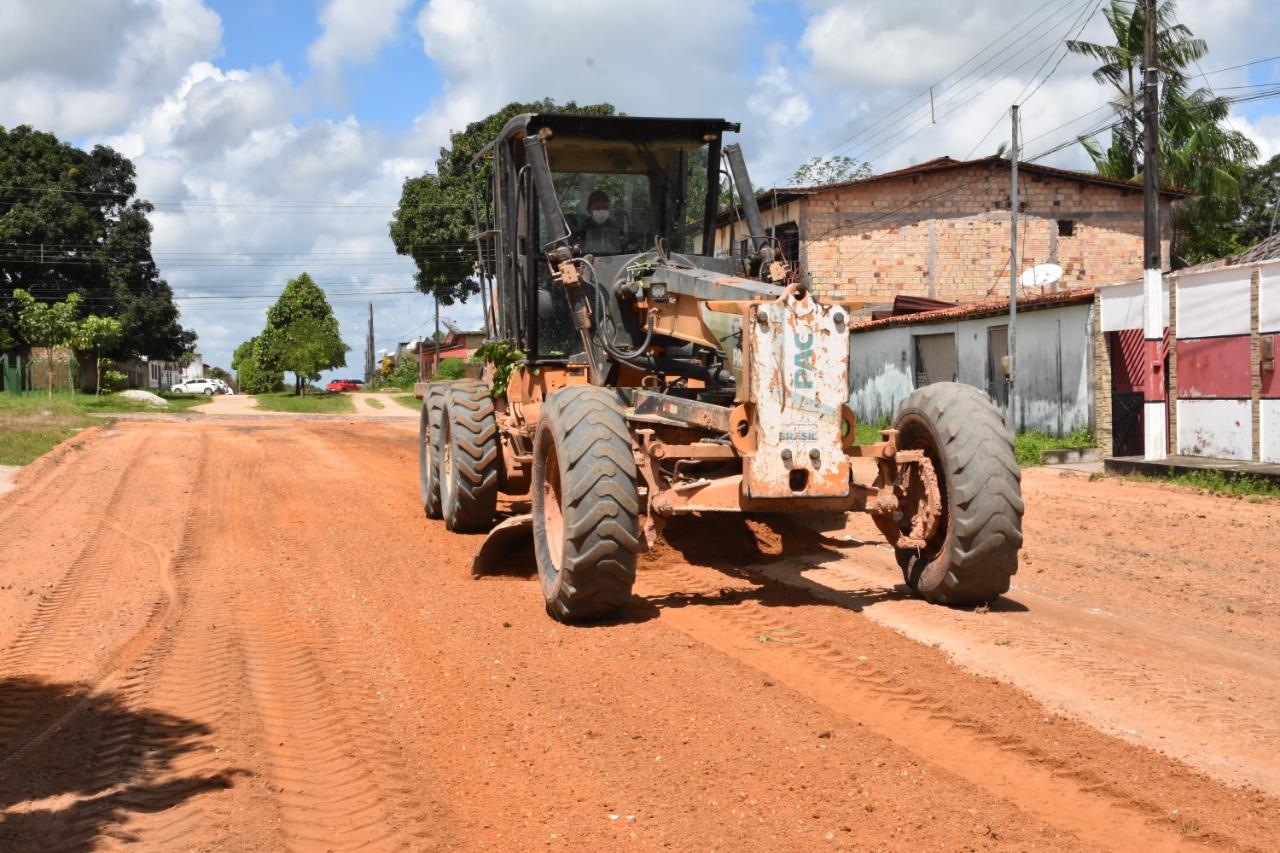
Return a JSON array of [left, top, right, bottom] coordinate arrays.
[[812, 0, 1072, 162], [1014, 0, 1106, 107], [841, 0, 1102, 168]]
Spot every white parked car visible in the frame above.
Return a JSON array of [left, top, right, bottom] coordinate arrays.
[[171, 378, 222, 395]]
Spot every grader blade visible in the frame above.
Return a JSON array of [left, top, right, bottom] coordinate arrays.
[[471, 514, 533, 575]]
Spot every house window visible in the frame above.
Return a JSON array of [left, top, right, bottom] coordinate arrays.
[[913, 333, 957, 387], [1057, 219, 1076, 237]]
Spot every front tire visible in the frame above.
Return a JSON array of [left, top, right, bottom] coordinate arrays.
[[531, 386, 641, 623], [418, 383, 447, 519], [439, 381, 499, 532], [893, 382, 1023, 605]]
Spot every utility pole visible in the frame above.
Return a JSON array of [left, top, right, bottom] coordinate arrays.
[[433, 290, 441, 377], [1141, 0, 1167, 460], [365, 303, 374, 386], [1006, 103, 1019, 435]]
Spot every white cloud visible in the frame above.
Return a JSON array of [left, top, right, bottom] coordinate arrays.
[[309, 0, 411, 81], [787, 0, 1280, 180], [101, 59, 435, 372], [749, 51, 813, 130], [414, 0, 753, 133], [0, 0, 221, 137]]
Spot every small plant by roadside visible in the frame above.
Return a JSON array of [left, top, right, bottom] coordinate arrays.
[[1115, 469, 1280, 500], [1013, 428, 1097, 468], [429, 357, 467, 381]]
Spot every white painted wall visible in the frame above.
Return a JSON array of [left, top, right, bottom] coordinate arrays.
[[1099, 279, 1169, 332], [1177, 399, 1252, 460], [849, 302, 1093, 435], [1261, 262, 1280, 334], [1175, 267, 1252, 338], [1263, 400, 1280, 464], [182, 353, 205, 382]]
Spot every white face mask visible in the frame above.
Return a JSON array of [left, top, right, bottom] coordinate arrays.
[[591, 209, 609, 224]]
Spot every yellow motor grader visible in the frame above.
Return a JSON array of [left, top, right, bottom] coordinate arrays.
[[416, 113, 1023, 622]]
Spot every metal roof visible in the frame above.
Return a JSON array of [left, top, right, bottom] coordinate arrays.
[[473, 113, 740, 165]]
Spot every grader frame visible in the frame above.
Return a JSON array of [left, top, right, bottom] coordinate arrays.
[[416, 113, 1022, 622]]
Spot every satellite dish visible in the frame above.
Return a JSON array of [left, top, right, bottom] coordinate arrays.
[[1020, 263, 1063, 288]]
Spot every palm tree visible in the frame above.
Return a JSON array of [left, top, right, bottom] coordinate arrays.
[[1067, 0, 1257, 261]]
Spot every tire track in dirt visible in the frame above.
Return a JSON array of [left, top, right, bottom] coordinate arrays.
[[745, 551, 1280, 795], [637, 558, 1205, 851], [0, 431, 175, 757], [0, 430, 224, 851], [210, 425, 434, 852], [82, 440, 258, 851]]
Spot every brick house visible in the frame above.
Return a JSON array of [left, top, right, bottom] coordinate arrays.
[[711, 155, 1188, 308]]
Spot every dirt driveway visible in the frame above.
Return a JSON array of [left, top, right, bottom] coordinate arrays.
[[1, 418, 1277, 851]]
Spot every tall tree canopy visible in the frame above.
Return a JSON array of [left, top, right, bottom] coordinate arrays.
[[389, 99, 615, 306], [259, 272, 349, 394], [788, 156, 873, 187], [231, 335, 283, 394], [1066, 0, 1258, 263], [0, 125, 195, 359], [1227, 154, 1280, 251]]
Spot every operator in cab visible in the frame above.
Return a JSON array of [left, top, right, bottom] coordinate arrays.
[[579, 190, 624, 255]]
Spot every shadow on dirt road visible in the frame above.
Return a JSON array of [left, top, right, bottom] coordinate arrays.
[[0, 677, 244, 852]]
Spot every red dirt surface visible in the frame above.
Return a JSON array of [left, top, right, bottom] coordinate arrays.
[[1, 419, 1277, 851]]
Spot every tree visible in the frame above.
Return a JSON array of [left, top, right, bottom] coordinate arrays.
[[231, 336, 283, 394], [788, 155, 873, 187], [260, 273, 349, 394], [73, 314, 123, 395], [389, 99, 615, 308], [14, 289, 82, 398], [0, 125, 195, 360], [1066, 0, 1258, 263], [1226, 154, 1280, 250]]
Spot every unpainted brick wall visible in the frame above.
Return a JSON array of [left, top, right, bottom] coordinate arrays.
[[796, 167, 1173, 304]]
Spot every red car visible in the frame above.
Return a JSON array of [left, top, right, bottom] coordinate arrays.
[[325, 378, 363, 392]]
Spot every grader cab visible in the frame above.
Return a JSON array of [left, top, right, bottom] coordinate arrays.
[[417, 113, 1023, 622]]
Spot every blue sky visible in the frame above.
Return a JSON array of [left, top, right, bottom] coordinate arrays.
[[1, 0, 1277, 379]]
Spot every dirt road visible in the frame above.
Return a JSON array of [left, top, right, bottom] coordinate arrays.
[[1, 419, 1277, 851]]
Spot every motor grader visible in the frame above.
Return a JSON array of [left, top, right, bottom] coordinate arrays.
[[417, 113, 1023, 623]]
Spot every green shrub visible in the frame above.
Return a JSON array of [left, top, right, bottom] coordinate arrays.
[[385, 355, 421, 390], [431, 357, 467, 381], [101, 370, 127, 393]]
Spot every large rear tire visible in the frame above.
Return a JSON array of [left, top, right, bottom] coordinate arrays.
[[893, 382, 1023, 605], [440, 380, 499, 532], [418, 383, 447, 519], [531, 386, 641, 623]]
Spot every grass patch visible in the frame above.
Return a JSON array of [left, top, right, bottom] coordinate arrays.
[[0, 394, 100, 465], [1014, 428, 1096, 468], [78, 392, 212, 414], [1109, 469, 1280, 501], [854, 418, 891, 445], [363, 397, 384, 410], [252, 391, 355, 414], [392, 394, 420, 411]]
